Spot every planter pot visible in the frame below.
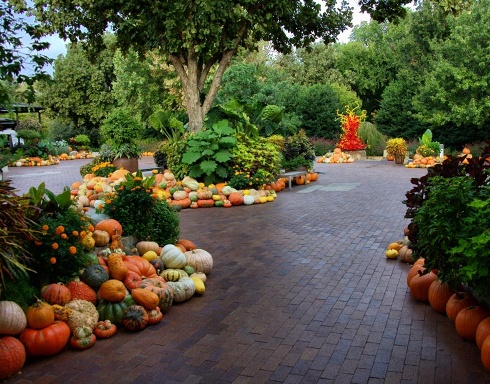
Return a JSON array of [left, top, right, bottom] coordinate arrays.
[[394, 154, 405, 164], [113, 157, 138, 173]]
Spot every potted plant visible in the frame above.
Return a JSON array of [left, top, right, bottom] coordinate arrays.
[[385, 138, 407, 164], [100, 108, 143, 172], [281, 130, 315, 171]]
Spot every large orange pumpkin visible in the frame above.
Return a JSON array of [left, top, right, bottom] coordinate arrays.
[[123, 256, 158, 278], [409, 271, 437, 302], [95, 219, 123, 236], [0, 336, 26, 380], [25, 300, 55, 330], [476, 317, 490, 350], [446, 292, 479, 322], [41, 283, 71, 306], [428, 280, 455, 314], [406, 264, 425, 287], [98, 279, 127, 302], [455, 306, 490, 342], [482, 335, 490, 371], [228, 192, 244, 206], [19, 321, 70, 357]]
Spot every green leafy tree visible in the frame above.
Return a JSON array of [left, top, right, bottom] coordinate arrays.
[[112, 49, 183, 131], [414, 1, 490, 146], [33, 0, 363, 133], [38, 36, 116, 145], [1, 1, 52, 105], [296, 83, 341, 139]]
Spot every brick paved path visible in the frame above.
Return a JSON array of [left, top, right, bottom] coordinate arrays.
[[4, 159, 490, 383]]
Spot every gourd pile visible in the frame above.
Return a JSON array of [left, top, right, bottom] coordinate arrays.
[[385, 228, 490, 373], [10, 151, 94, 167], [72, 170, 290, 211], [317, 148, 356, 164], [0, 218, 212, 380]]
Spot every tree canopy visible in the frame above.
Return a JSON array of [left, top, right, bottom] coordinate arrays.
[[32, 0, 359, 132]]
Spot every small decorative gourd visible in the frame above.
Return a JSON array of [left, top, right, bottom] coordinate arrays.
[[107, 253, 128, 280], [122, 305, 149, 331]]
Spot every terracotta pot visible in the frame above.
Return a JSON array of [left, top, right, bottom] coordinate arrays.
[[113, 157, 138, 173]]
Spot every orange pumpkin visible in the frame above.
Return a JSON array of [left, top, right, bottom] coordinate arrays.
[[482, 336, 490, 371], [123, 271, 143, 291], [25, 300, 55, 330], [123, 256, 158, 278], [107, 253, 128, 280], [95, 219, 123, 236], [98, 279, 127, 302], [455, 306, 490, 342], [41, 283, 71, 306], [177, 239, 197, 251], [295, 175, 306, 185], [409, 271, 437, 302], [446, 292, 479, 322], [228, 192, 244, 206], [462, 147, 471, 154], [310, 172, 319, 181], [131, 288, 160, 310], [406, 264, 425, 287], [428, 280, 455, 314], [333, 147, 342, 154], [476, 317, 490, 350]]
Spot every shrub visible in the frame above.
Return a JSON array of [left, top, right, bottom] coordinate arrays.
[[103, 171, 180, 245], [310, 137, 336, 156], [358, 122, 387, 156]]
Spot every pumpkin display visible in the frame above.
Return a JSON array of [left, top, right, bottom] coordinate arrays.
[[92, 229, 111, 247], [147, 307, 163, 325], [97, 296, 136, 326], [139, 278, 175, 312], [446, 292, 479, 322], [243, 195, 255, 205], [122, 305, 149, 331], [94, 320, 117, 339], [41, 283, 72, 306], [123, 255, 158, 278], [176, 239, 197, 251], [184, 249, 213, 274], [98, 279, 127, 302], [455, 306, 490, 342], [19, 321, 70, 357], [0, 301, 27, 335], [123, 271, 143, 290], [131, 288, 159, 310], [25, 300, 55, 330], [167, 277, 196, 303], [107, 253, 128, 280], [409, 271, 437, 302], [160, 244, 186, 269], [81, 264, 109, 291], [476, 318, 490, 350], [190, 276, 205, 295], [94, 218, 123, 236], [65, 300, 99, 332], [428, 280, 455, 314], [197, 199, 214, 208], [135, 241, 160, 256], [66, 279, 97, 305], [0, 336, 26, 380]]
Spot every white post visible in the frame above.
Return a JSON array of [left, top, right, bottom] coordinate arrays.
[[439, 144, 444, 158]]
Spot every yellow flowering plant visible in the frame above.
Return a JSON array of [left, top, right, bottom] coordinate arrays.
[[92, 162, 118, 177], [228, 167, 272, 189]]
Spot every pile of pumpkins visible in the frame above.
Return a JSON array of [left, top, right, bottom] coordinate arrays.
[[385, 228, 490, 373], [10, 155, 60, 167], [317, 148, 356, 164], [71, 169, 289, 211], [403, 154, 444, 168], [0, 217, 212, 380]]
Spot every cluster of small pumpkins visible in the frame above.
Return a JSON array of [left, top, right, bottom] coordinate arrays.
[[317, 148, 356, 164], [386, 229, 490, 372], [403, 153, 444, 168], [10, 151, 94, 167], [0, 218, 212, 380], [71, 169, 315, 211]]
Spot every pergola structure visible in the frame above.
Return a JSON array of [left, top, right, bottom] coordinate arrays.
[[0, 102, 46, 126]]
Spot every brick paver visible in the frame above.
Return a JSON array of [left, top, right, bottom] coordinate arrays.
[[3, 158, 490, 383]]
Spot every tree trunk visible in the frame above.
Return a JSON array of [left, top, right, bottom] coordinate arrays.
[[169, 49, 237, 133]]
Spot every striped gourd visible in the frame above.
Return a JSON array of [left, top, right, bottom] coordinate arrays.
[[161, 269, 182, 282]]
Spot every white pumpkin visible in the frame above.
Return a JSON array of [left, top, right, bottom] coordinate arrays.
[[184, 249, 213, 274], [167, 277, 196, 302], [221, 186, 237, 196], [160, 244, 186, 269], [243, 195, 255, 205]]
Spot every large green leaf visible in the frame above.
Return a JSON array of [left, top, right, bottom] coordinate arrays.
[[200, 160, 217, 176], [215, 149, 232, 163], [182, 151, 201, 164]]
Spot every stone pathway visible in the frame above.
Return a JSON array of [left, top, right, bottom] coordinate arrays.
[[4, 159, 490, 383]]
